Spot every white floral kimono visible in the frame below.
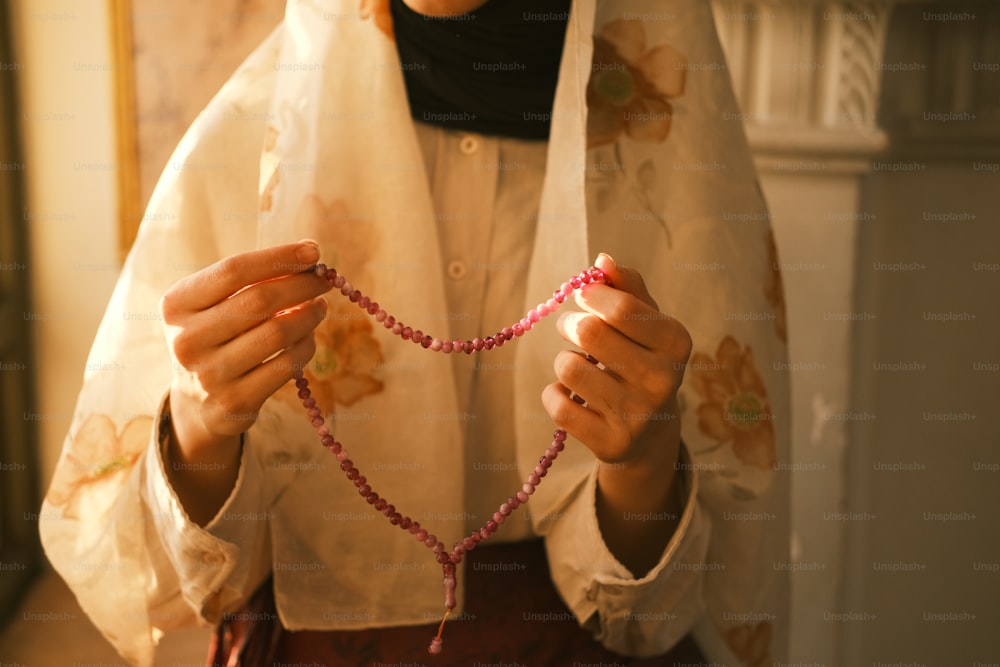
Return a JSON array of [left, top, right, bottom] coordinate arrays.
[[40, 1, 790, 665]]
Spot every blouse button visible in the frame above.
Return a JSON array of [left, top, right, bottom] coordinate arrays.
[[459, 135, 479, 155], [447, 260, 467, 280]]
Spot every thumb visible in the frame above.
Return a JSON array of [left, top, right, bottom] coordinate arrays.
[[594, 252, 659, 311]]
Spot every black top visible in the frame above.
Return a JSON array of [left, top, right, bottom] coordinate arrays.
[[390, 0, 571, 140]]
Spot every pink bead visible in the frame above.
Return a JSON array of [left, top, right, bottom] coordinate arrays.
[[383, 503, 396, 517], [340, 459, 354, 472], [545, 297, 558, 312], [410, 523, 423, 535], [366, 492, 379, 505], [464, 341, 475, 355], [327, 441, 342, 455], [492, 334, 504, 347], [431, 338, 443, 351], [472, 338, 484, 351], [297, 388, 311, 400], [509, 496, 521, 510], [354, 474, 366, 486], [317, 425, 330, 438], [400, 517, 412, 530], [346, 468, 359, 481], [560, 281, 572, 296], [340, 282, 353, 296], [303, 397, 316, 409], [484, 338, 495, 350], [522, 483, 535, 496], [424, 534, 437, 548], [333, 275, 345, 289], [502, 327, 514, 340], [543, 447, 555, 460], [429, 638, 442, 655], [553, 440, 565, 452], [486, 520, 498, 533], [349, 290, 361, 303], [410, 329, 422, 343], [311, 416, 324, 428], [307, 407, 321, 419], [295, 377, 309, 389], [479, 528, 491, 540], [358, 484, 371, 497], [313, 263, 328, 279], [359, 295, 370, 309], [554, 292, 566, 304], [528, 474, 541, 486], [392, 322, 403, 335], [513, 323, 525, 336], [384, 315, 395, 328], [401, 326, 413, 340], [516, 491, 530, 503], [554, 429, 567, 442], [462, 536, 475, 551], [335, 449, 350, 462], [375, 308, 387, 322], [367, 301, 379, 315], [500, 503, 513, 516], [570, 276, 583, 289], [374, 498, 387, 511], [493, 511, 505, 524], [421, 335, 433, 349], [453, 340, 465, 353], [441, 340, 453, 353], [320, 434, 335, 447], [528, 308, 541, 323]]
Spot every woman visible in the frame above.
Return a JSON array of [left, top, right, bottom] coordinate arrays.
[[41, 0, 790, 664]]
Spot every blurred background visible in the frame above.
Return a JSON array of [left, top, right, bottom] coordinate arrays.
[[0, 0, 997, 665]]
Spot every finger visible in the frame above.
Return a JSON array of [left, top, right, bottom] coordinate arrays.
[[191, 271, 333, 348], [541, 383, 628, 462], [162, 241, 322, 316], [558, 311, 681, 406], [208, 330, 319, 432], [553, 349, 623, 419], [594, 253, 658, 311], [210, 296, 328, 380]]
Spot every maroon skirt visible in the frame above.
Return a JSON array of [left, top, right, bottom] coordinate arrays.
[[207, 538, 708, 666]]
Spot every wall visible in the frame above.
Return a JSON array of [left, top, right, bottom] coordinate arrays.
[[12, 0, 119, 488]]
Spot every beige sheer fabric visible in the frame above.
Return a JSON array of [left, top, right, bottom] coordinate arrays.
[[40, 1, 790, 665]]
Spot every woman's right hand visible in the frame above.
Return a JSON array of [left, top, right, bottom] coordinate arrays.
[[159, 240, 331, 523]]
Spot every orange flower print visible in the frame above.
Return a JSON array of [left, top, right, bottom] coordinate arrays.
[[587, 19, 686, 148], [725, 622, 773, 667], [360, 0, 394, 41], [47, 414, 154, 519], [687, 336, 775, 471], [764, 232, 788, 343], [302, 308, 385, 409]]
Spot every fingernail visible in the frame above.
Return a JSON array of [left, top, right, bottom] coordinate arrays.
[[316, 297, 329, 316], [297, 243, 320, 264], [596, 252, 615, 267]]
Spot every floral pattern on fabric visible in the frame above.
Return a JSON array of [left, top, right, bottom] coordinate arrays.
[[765, 231, 788, 343], [360, 0, 394, 41], [587, 19, 686, 148], [46, 414, 154, 519], [688, 336, 776, 471], [724, 621, 773, 667], [278, 195, 386, 410]]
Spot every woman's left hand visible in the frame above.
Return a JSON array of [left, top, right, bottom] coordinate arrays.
[[542, 253, 692, 469]]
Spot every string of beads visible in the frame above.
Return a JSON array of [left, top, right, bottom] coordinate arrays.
[[292, 262, 608, 654]]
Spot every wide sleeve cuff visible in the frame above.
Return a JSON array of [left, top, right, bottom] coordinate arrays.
[[544, 441, 711, 657], [142, 391, 270, 620]]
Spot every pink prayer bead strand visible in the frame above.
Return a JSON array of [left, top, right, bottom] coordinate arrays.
[[311, 263, 607, 354], [293, 264, 607, 654]]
